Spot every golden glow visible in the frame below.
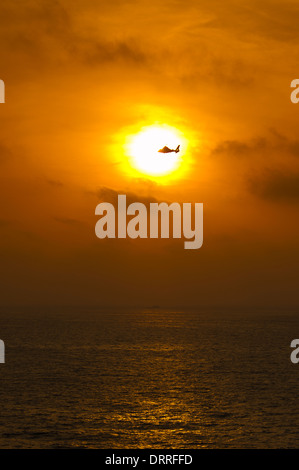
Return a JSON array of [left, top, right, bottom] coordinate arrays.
[[125, 125, 188, 178]]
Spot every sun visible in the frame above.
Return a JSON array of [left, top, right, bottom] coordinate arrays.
[[125, 125, 187, 178]]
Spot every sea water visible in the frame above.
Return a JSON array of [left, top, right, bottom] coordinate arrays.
[[0, 307, 298, 448]]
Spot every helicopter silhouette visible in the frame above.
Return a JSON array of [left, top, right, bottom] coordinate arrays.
[[158, 144, 180, 154]]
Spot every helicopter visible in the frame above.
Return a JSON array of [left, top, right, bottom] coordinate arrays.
[[158, 144, 180, 154]]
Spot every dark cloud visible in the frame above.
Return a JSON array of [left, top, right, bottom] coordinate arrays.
[[0, 1, 71, 69], [211, 138, 266, 158], [76, 40, 148, 66], [0, 2, 149, 71], [248, 169, 299, 202], [0, 0, 276, 89], [211, 131, 299, 159], [96, 187, 159, 207]]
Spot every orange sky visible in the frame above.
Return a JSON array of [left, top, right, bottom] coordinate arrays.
[[1, 0, 299, 308]]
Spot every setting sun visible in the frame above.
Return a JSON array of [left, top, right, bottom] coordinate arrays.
[[125, 125, 187, 178]]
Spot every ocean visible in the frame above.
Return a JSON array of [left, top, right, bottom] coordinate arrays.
[[0, 307, 298, 448]]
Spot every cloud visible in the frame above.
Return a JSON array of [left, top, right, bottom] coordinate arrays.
[[0, 1, 150, 71], [248, 169, 299, 202], [0, 0, 263, 85], [0, 1, 71, 68], [211, 130, 299, 160], [96, 187, 159, 207], [211, 138, 266, 158], [76, 39, 148, 66]]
